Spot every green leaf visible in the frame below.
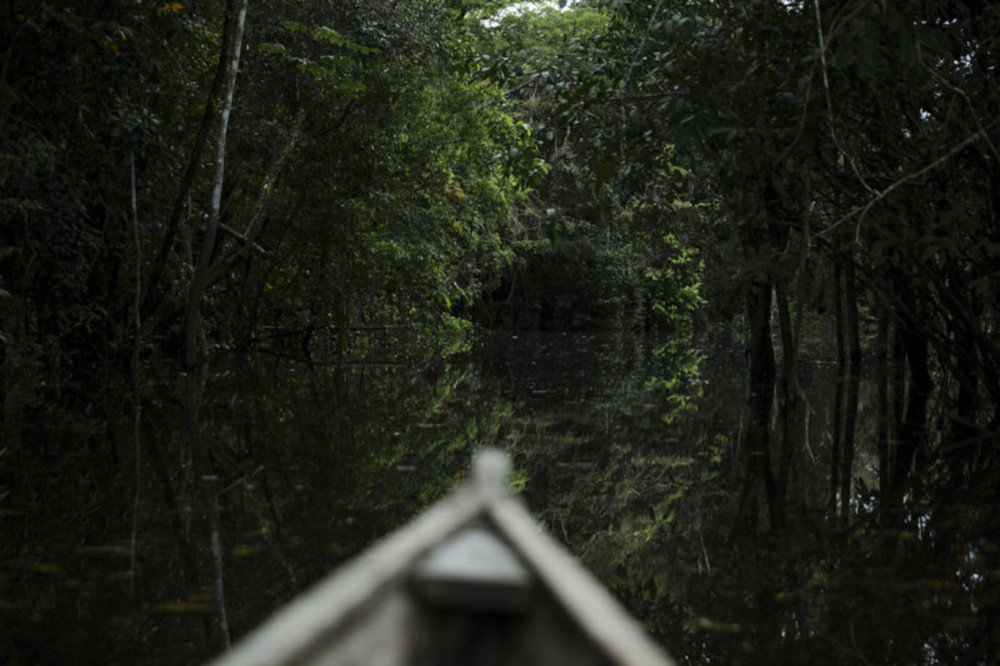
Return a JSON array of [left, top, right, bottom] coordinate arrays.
[[311, 26, 378, 54], [280, 20, 308, 34], [258, 42, 289, 57]]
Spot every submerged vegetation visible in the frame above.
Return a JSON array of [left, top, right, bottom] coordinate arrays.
[[2, 0, 999, 663]]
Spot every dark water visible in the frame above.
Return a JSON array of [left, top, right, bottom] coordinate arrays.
[[3, 329, 995, 664]]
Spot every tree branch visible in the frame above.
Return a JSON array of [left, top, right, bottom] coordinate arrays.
[[818, 119, 1000, 243], [207, 112, 305, 286]]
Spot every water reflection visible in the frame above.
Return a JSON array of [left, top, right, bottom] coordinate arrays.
[[466, 330, 996, 665], [4, 329, 995, 664]]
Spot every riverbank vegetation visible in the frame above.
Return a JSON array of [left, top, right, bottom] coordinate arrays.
[[2, 0, 998, 663]]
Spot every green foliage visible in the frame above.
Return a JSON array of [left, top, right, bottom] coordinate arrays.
[[463, 1, 710, 335], [0, 0, 541, 656], [6, 0, 1000, 662], [258, 21, 376, 96]]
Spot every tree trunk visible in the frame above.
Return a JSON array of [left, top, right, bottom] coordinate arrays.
[[889, 309, 906, 486], [830, 262, 844, 514], [774, 281, 797, 532], [181, 0, 249, 649], [876, 304, 890, 494], [142, 5, 237, 320], [891, 317, 933, 495], [734, 273, 777, 537], [840, 259, 861, 519]]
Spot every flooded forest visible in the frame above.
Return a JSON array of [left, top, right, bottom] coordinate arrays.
[[2, 0, 999, 663]]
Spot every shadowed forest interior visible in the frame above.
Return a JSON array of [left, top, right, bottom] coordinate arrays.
[[1, 0, 999, 663]]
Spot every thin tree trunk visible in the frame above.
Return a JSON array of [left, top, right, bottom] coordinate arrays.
[[830, 262, 844, 514], [892, 320, 933, 495], [182, 0, 249, 649], [889, 309, 906, 487], [876, 304, 890, 495], [129, 152, 143, 597], [142, 6, 236, 318], [840, 259, 861, 519], [774, 282, 796, 533]]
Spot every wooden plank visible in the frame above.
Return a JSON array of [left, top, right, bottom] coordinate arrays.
[[205, 484, 489, 666], [411, 526, 535, 612], [487, 496, 676, 666]]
